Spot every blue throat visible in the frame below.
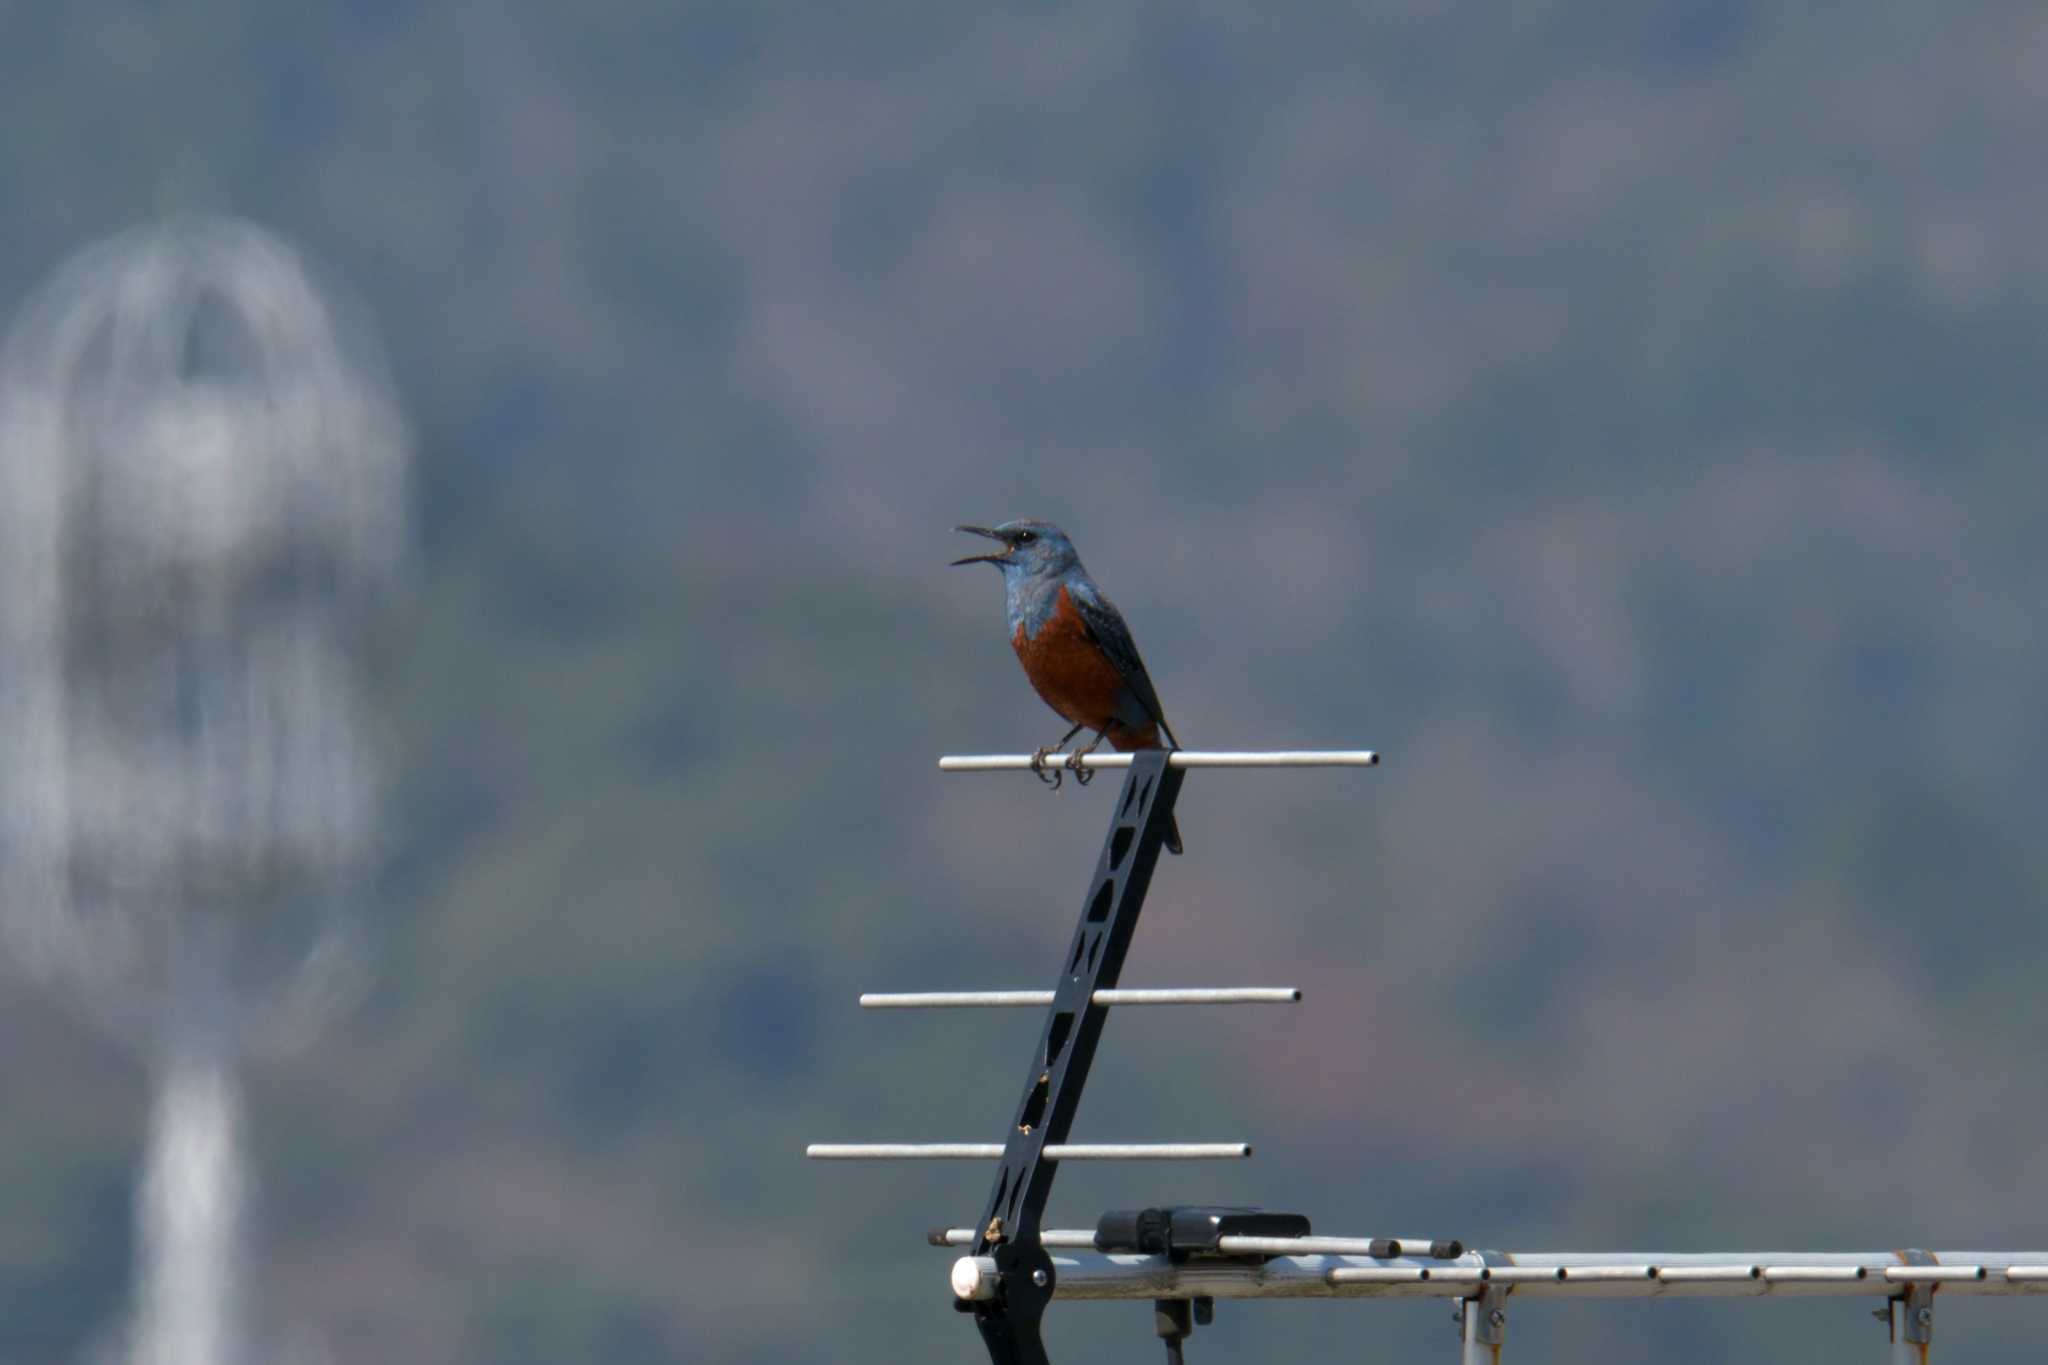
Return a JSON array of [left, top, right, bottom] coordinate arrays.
[[1001, 563, 1067, 640]]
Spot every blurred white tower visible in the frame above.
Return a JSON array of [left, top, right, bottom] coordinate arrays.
[[0, 219, 409, 1365]]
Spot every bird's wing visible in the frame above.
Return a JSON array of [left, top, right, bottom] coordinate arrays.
[[1068, 579, 1179, 748]]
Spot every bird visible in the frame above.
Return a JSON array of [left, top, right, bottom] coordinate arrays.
[[952, 519, 1183, 855]]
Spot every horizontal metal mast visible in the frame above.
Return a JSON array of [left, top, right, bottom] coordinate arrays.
[[932, 1229, 1462, 1258], [807, 1142, 1251, 1161], [945, 1248, 2048, 1302], [860, 987, 1301, 1008], [938, 749, 1380, 772]]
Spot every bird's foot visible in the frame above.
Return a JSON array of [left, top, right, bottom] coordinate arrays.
[[1029, 746, 1064, 791], [1064, 731, 1108, 785]]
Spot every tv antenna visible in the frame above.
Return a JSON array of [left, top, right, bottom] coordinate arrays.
[[810, 747, 2045, 1364]]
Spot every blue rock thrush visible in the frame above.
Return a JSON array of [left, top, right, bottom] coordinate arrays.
[[952, 520, 1183, 854]]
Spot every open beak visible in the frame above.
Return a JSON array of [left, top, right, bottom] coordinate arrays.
[[950, 525, 1011, 566]]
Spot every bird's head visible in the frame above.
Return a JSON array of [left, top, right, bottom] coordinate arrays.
[[950, 520, 1080, 578]]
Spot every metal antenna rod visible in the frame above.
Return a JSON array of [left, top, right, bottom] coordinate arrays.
[[1155, 1298, 1192, 1365], [971, 749, 1185, 1365], [940, 749, 1379, 772]]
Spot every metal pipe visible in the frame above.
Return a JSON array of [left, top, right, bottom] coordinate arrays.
[[1462, 1293, 1505, 1365], [1885, 1265, 1985, 1282], [1889, 1297, 1926, 1365], [1218, 1235, 1462, 1258], [1427, 1266, 1562, 1285], [1655, 1265, 1759, 1282], [1762, 1265, 1868, 1286], [955, 1251, 2048, 1302], [805, 1142, 1250, 1161], [943, 1228, 1101, 1249], [937, 750, 1380, 772], [1562, 1264, 1658, 1283], [1040, 1143, 1252, 1161], [810, 1144, 1006, 1160], [1325, 1266, 1428, 1284], [929, 1230, 1451, 1256], [859, 987, 1302, 1008], [927, 1235, 2048, 1295]]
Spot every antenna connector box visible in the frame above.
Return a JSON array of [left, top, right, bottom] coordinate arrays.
[[1094, 1206, 1311, 1261]]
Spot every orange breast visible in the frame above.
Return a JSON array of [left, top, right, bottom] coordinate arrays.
[[1011, 587, 1129, 735]]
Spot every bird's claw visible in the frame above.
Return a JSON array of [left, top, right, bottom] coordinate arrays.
[[1064, 749, 1094, 785], [1029, 746, 1064, 791]]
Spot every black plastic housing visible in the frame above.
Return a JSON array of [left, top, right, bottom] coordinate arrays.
[[1095, 1206, 1313, 1260]]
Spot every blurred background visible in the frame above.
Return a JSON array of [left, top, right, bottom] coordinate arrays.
[[3, 4, 2046, 1363]]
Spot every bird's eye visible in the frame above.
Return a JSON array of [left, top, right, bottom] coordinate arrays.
[[1015, 530, 1037, 545]]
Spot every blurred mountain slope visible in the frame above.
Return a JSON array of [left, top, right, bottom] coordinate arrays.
[[3, 3, 2047, 1362]]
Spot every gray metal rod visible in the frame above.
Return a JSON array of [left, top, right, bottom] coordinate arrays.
[[1045, 1143, 1252, 1160], [1889, 1297, 1926, 1365], [927, 1233, 2048, 1285], [1762, 1265, 1868, 1287], [1335, 1267, 1429, 1284], [1885, 1265, 1986, 1282], [948, 1251, 2048, 1302], [948, 1228, 1102, 1249], [1462, 1293, 1506, 1365], [938, 749, 1380, 772], [1428, 1266, 1561, 1285], [929, 1230, 1448, 1256], [1561, 1264, 1658, 1283], [811, 1144, 1005, 1160], [1656, 1265, 1760, 1283], [860, 987, 1302, 1008], [1219, 1235, 1461, 1258], [805, 1142, 1250, 1161]]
